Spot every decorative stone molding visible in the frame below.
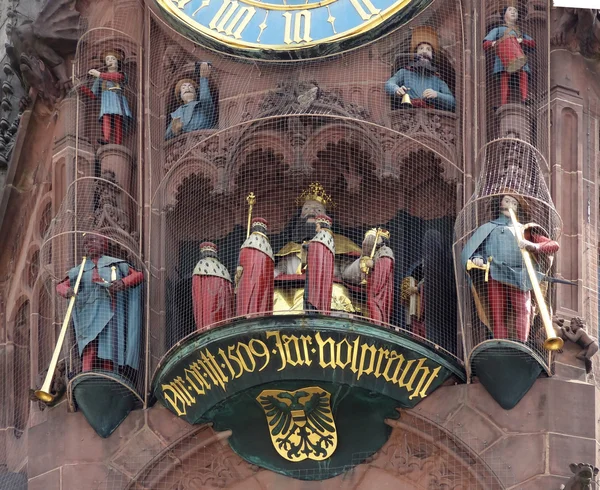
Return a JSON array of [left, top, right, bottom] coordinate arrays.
[[551, 8, 600, 58]]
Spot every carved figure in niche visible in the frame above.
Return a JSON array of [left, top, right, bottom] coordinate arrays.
[[166, 62, 216, 140], [56, 234, 144, 372], [235, 218, 274, 316], [343, 229, 395, 325], [385, 26, 456, 112], [483, 5, 535, 106], [461, 195, 559, 342], [6, 0, 80, 103], [83, 51, 133, 145], [192, 242, 234, 332], [401, 262, 425, 338], [304, 214, 335, 313], [557, 317, 598, 374], [560, 463, 599, 490], [274, 183, 361, 313]]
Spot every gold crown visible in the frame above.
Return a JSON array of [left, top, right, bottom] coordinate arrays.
[[296, 183, 335, 208]]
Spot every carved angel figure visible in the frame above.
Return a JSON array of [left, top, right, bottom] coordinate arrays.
[[6, 0, 80, 103]]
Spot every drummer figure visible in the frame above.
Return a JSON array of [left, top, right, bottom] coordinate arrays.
[[483, 4, 535, 106]]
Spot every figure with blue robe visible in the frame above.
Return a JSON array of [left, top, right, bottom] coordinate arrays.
[[385, 26, 455, 112], [56, 235, 144, 372], [85, 51, 133, 145], [166, 62, 216, 140], [461, 195, 559, 343], [483, 6, 535, 105]]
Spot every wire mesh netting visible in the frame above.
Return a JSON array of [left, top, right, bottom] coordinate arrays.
[[0, 0, 573, 488]]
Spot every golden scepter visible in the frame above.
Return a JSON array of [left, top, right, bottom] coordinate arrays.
[[35, 256, 88, 403], [508, 208, 563, 351], [246, 192, 256, 238]]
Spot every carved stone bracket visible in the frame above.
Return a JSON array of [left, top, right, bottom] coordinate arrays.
[[389, 109, 458, 162]]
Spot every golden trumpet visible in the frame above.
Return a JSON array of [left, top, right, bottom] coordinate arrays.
[[35, 256, 88, 403], [508, 208, 563, 351]]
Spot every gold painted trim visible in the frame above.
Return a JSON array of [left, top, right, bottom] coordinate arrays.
[[233, 0, 338, 12], [157, 0, 414, 51]]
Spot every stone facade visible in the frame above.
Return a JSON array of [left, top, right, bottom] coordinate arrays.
[[0, 0, 599, 489]]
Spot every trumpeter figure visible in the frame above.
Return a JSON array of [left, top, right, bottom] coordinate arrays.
[[56, 234, 143, 372]]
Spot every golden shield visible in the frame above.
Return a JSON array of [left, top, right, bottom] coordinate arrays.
[[256, 386, 337, 462]]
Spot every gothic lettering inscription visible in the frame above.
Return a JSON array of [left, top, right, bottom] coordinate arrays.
[[161, 330, 442, 417]]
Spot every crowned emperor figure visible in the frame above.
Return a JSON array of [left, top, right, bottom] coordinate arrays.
[[273, 183, 362, 313]]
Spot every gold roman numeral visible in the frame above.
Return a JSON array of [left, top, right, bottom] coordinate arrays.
[[349, 0, 380, 20], [209, 0, 256, 39], [282, 10, 312, 45]]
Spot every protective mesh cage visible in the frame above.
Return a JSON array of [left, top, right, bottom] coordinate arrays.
[[148, 0, 465, 374], [2, 0, 563, 488]]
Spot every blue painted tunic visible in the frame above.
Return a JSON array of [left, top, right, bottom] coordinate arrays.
[[483, 26, 534, 74], [385, 68, 456, 112], [67, 256, 143, 369], [91, 73, 133, 122], [165, 78, 216, 139], [461, 215, 532, 291]]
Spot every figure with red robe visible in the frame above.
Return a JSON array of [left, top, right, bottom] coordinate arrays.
[[82, 50, 133, 145], [56, 234, 144, 373], [235, 218, 274, 316], [192, 242, 234, 332], [343, 229, 395, 325], [304, 214, 335, 313]]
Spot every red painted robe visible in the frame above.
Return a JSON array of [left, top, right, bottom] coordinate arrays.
[[305, 229, 335, 313], [367, 246, 395, 325], [236, 232, 274, 316], [192, 257, 234, 332]]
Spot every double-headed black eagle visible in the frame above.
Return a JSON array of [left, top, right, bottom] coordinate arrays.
[[258, 389, 337, 461]]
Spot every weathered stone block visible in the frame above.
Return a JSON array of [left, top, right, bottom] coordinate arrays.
[[110, 426, 164, 478], [28, 468, 60, 490], [549, 433, 596, 476], [446, 405, 503, 453], [482, 434, 545, 485]]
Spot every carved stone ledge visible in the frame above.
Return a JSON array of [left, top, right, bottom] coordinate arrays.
[[389, 109, 458, 160]]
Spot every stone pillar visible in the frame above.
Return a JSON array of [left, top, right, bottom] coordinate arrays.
[[495, 103, 533, 143]]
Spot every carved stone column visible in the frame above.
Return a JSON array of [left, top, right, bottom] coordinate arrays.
[[97, 144, 135, 234]]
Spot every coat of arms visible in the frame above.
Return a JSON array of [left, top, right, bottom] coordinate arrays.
[[256, 386, 337, 462]]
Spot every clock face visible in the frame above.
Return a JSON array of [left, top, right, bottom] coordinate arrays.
[[157, 0, 431, 57]]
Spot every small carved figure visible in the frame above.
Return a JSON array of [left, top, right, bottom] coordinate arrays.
[[192, 242, 234, 331], [559, 463, 599, 490], [81, 51, 133, 145], [483, 5, 535, 106], [6, 0, 80, 103], [56, 234, 144, 372], [343, 229, 395, 324], [461, 194, 559, 342], [385, 26, 456, 112], [400, 262, 425, 337], [166, 62, 216, 139], [558, 317, 598, 374], [304, 214, 335, 313], [235, 218, 274, 316]]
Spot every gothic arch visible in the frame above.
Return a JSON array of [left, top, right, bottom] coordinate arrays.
[[126, 412, 505, 490]]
